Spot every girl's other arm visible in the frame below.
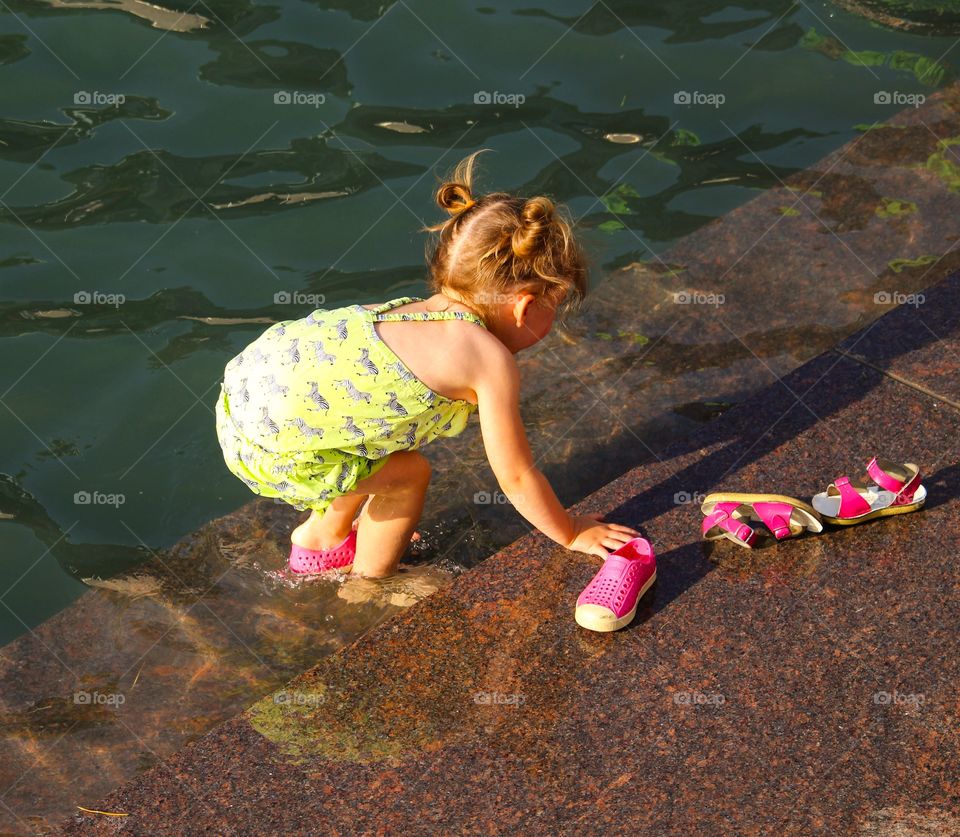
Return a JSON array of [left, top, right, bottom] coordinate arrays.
[[471, 344, 639, 558]]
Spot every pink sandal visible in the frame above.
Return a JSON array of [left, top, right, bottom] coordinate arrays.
[[575, 537, 657, 633], [812, 457, 926, 525], [700, 494, 823, 548], [288, 530, 357, 574]]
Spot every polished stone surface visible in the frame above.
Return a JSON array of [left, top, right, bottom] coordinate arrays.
[[62, 271, 960, 834], [838, 272, 960, 405], [14, 85, 960, 835]]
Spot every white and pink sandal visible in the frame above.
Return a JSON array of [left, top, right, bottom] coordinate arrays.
[[700, 494, 823, 548], [812, 457, 926, 525]]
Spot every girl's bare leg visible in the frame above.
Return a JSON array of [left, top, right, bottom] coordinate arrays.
[[291, 493, 367, 551], [290, 451, 429, 575], [352, 496, 421, 541], [347, 450, 431, 578]]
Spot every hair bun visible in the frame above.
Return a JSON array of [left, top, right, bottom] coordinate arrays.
[[436, 182, 475, 216], [511, 196, 555, 259]]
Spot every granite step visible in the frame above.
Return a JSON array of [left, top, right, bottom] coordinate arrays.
[[62, 273, 960, 834]]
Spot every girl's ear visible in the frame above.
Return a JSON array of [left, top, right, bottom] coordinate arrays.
[[512, 293, 535, 327]]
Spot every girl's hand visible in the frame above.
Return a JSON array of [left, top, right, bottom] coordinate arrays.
[[564, 513, 641, 560]]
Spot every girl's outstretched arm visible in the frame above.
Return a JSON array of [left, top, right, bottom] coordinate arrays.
[[472, 344, 640, 559]]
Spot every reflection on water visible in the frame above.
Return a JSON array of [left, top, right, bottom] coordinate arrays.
[[1, 0, 958, 831], [40, 0, 210, 31]]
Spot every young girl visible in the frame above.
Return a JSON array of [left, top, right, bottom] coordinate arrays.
[[215, 151, 641, 580]]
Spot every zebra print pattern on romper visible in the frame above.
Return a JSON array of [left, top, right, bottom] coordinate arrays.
[[385, 391, 408, 416], [241, 475, 262, 493], [264, 374, 289, 396], [290, 417, 324, 439], [342, 416, 365, 438], [260, 406, 280, 436], [334, 319, 349, 341], [285, 338, 301, 365], [400, 422, 418, 448], [335, 379, 372, 403], [387, 360, 415, 382], [311, 339, 336, 365], [356, 347, 379, 377], [306, 382, 330, 411]]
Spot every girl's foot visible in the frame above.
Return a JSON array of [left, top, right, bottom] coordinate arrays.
[[289, 504, 358, 574], [289, 530, 356, 574], [291, 515, 353, 552]]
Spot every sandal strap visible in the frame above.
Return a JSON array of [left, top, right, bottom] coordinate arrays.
[[751, 501, 795, 540], [833, 476, 871, 518], [866, 457, 904, 493], [702, 504, 757, 546], [894, 470, 922, 505], [867, 457, 922, 505]]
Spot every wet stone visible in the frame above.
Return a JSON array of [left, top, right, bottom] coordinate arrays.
[[9, 80, 960, 835], [60, 270, 960, 835]]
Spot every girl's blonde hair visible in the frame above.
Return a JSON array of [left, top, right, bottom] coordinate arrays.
[[424, 150, 587, 323]]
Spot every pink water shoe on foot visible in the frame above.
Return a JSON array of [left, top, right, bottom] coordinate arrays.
[[575, 537, 657, 633], [289, 530, 356, 574]]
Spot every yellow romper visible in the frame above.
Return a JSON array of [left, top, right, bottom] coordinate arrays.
[[215, 297, 486, 513]]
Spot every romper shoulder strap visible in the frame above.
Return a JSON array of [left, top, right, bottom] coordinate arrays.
[[368, 297, 422, 314], [372, 297, 487, 330]]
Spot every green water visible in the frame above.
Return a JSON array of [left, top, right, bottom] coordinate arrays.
[[0, 0, 955, 643]]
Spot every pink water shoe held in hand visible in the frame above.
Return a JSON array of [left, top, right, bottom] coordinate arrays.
[[575, 537, 656, 633]]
